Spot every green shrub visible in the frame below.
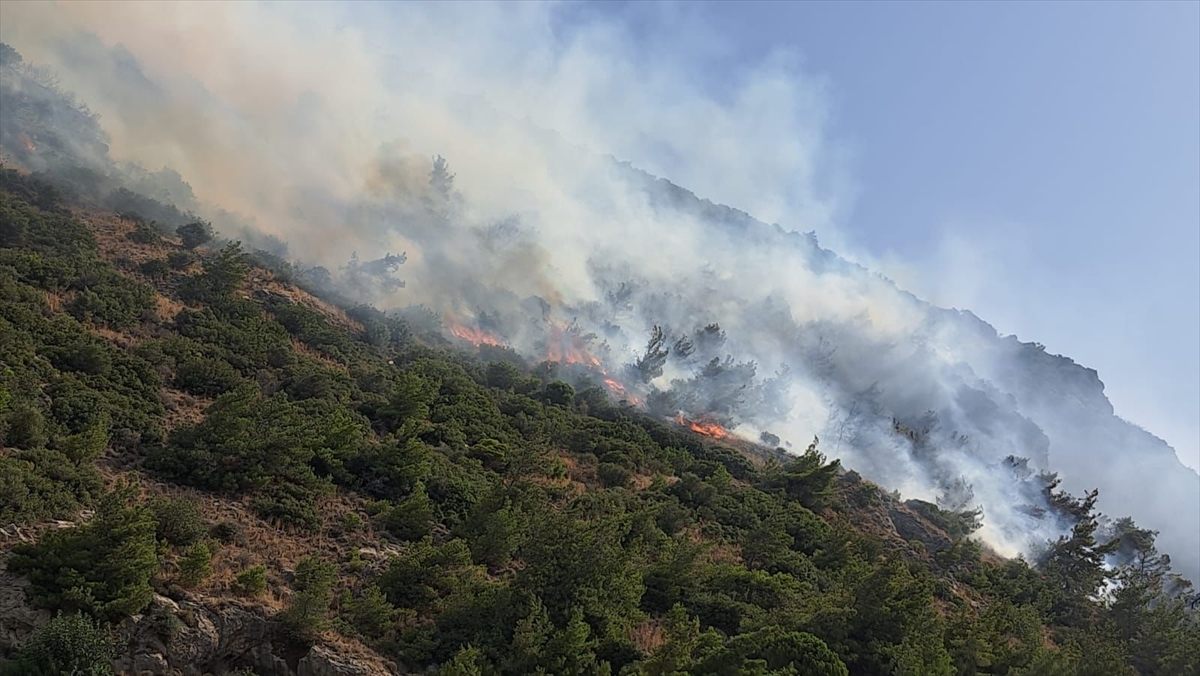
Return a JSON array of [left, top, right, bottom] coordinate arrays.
[[149, 496, 206, 546], [2, 611, 114, 676], [166, 250, 194, 270], [279, 556, 337, 639], [234, 565, 268, 598], [381, 483, 434, 541], [176, 221, 213, 250], [173, 357, 243, 396], [598, 462, 632, 489], [139, 258, 171, 280], [127, 221, 162, 245], [342, 584, 396, 639], [7, 485, 158, 623], [0, 448, 104, 525], [177, 541, 213, 587], [341, 512, 364, 533], [210, 521, 239, 543], [4, 404, 47, 449]]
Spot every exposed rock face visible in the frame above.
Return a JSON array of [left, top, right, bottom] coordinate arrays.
[[297, 645, 391, 676], [887, 506, 952, 555], [115, 594, 288, 676], [0, 562, 50, 653], [113, 594, 394, 676]]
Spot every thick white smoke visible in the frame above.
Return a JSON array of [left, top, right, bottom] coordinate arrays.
[[2, 0, 1196, 579]]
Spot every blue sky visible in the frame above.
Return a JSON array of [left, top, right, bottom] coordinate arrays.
[[567, 1, 1200, 471]]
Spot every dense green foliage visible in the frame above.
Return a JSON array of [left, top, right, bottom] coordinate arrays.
[[0, 612, 114, 676], [0, 168, 1196, 674], [7, 485, 158, 623], [177, 541, 214, 587], [147, 496, 207, 547]]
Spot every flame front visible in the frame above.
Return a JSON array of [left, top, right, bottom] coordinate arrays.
[[545, 322, 602, 366], [676, 413, 729, 439], [448, 323, 506, 347]]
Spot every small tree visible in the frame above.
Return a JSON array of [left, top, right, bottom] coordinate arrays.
[[438, 645, 487, 676], [544, 381, 575, 408], [343, 584, 396, 639], [429, 155, 455, 205], [177, 541, 213, 587], [279, 556, 337, 639], [383, 482, 434, 541], [59, 412, 109, 465], [139, 258, 171, 280], [166, 250, 194, 270], [149, 496, 206, 547], [7, 483, 158, 623], [128, 222, 162, 245], [2, 611, 114, 676], [234, 565, 268, 597], [176, 221, 213, 250], [203, 242, 249, 297]]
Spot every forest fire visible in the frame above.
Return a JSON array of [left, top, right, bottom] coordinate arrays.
[[448, 323, 506, 347], [544, 321, 602, 367], [18, 134, 35, 153], [676, 413, 730, 439], [602, 377, 643, 405]]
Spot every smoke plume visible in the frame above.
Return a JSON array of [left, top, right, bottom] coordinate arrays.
[[2, 1, 1196, 579]]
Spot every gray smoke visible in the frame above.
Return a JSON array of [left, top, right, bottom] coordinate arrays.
[[2, 1, 1196, 580]]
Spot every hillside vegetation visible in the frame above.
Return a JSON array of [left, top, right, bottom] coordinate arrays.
[[1, 167, 1197, 675]]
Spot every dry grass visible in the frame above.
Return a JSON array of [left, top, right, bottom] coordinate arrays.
[[292, 339, 350, 371], [630, 474, 655, 491], [93, 466, 385, 613], [261, 278, 362, 334], [629, 617, 667, 655], [92, 325, 140, 349], [155, 294, 185, 322], [82, 211, 176, 266], [160, 388, 211, 432], [43, 290, 65, 312]]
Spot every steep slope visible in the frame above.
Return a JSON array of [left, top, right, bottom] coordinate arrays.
[[2, 38, 1196, 580], [626, 171, 1200, 581], [2, 165, 1197, 674]]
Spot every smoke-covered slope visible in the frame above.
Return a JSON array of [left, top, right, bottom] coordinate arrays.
[[0, 13, 1196, 585], [614, 167, 1200, 580]]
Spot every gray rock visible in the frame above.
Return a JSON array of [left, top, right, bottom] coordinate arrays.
[[297, 644, 391, 676], [131, 652, 169, 675], [0, 562, 50, 653], [888, 506, 952, 554], [118, 595, 285, 676]]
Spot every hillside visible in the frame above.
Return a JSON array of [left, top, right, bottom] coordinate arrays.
[[1, 167, 1198, 675], [2, 37, 1199, 675]]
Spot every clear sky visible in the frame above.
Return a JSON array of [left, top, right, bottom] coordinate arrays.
[[568, 0, 1200, 471]]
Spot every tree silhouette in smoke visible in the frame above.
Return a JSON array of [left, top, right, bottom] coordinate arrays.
[[429, 155, 454, 206], [632, 325, 670, 383]]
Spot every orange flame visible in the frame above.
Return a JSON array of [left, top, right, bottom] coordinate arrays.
[[676, 413, 729, 439], [448, 323, 505, 347], [19, 134, 35, 153], [545, 322, 602, 367]]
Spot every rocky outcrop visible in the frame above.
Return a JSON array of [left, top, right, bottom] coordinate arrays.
[[297, 645, 391, 676], [114, 594, 393, 676], [887, 506, 952, 555], [0, 562, 50, 654], [115, 594, 287, 676]]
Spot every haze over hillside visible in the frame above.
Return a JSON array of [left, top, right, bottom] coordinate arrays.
[[1, 0, 1196, 585]]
